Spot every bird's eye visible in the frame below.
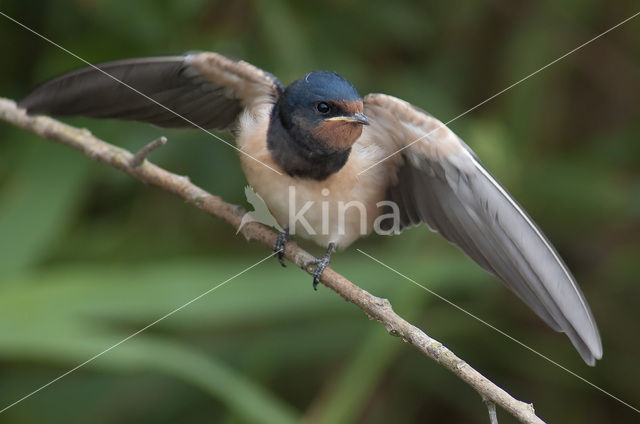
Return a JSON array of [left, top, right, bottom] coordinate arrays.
[[316, 102, 330, 114]]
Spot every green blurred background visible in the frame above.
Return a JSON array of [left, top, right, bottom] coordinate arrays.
[[0, 1, 639, 423]]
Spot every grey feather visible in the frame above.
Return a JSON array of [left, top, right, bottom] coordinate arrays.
[[365, 93, 602, 365], [19, 54, 281, 130]]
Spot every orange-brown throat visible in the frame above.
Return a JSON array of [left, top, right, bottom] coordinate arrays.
[[313, 101, 365, 150], [313, 119, 364, 150]]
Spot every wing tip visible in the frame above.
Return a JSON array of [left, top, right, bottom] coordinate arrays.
[[568, 325, 602, 366]]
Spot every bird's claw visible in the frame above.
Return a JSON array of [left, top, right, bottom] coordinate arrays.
[[273, 227, 290, 267], [304, 242, 335, 290]]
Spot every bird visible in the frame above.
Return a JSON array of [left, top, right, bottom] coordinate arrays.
[[18, 52, 602, 365]]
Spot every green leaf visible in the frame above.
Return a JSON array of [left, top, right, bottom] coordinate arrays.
[[0, 140, 89, 278]]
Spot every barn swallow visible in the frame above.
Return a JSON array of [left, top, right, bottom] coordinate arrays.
[[19, 52, 602, 365]]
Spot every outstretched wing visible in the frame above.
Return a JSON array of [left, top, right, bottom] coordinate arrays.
[[19, 52, 283, 130], [363, 93, 602, 365]]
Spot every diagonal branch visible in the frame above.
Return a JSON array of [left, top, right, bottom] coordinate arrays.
[[0, 97, 545, 424]]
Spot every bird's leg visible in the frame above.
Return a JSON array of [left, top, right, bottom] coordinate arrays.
[[304, 242, 336, 290], [273, 227, 290, 267]]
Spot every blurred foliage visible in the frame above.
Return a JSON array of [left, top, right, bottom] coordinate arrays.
[[0, 0, 639, 423]]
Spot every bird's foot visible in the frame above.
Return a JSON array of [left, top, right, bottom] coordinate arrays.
[[273, 227, 290, 267], [304, 243, 336, 290]]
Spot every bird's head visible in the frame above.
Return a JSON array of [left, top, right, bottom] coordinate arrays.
[[278, 71, 369, 154]]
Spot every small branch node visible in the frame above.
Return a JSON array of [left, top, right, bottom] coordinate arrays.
[[483, 398, 499, 424], [375, 297, 392, 309], [131, 136, 167, 167]]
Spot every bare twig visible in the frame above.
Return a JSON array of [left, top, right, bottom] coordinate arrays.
[[0, 98, 545, 424], [131, 136, 168, 167]]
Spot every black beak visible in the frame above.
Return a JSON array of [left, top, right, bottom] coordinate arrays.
[[324, 112, 370, 125], [352, 112, 370, 125]]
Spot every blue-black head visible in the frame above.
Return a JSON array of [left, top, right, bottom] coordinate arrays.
[[278, 71, 369, 152]]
